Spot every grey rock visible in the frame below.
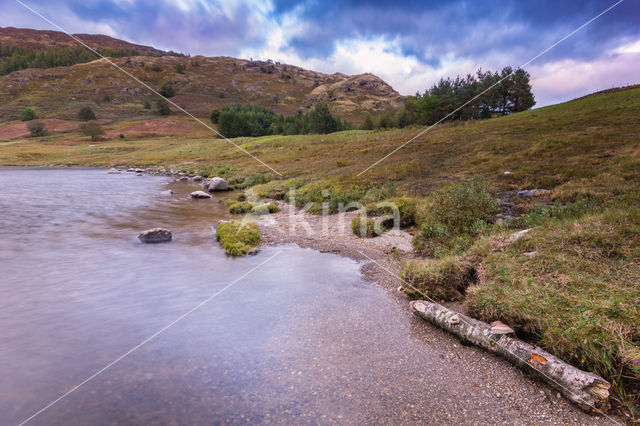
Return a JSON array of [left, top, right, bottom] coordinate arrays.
[[517, 189, 551, 198], [207, 177, 229, 192], [138, 228, 172, 243], [192, 175, 203, 181], [190, 191, 212, 199], [107, 168, 121, 174]]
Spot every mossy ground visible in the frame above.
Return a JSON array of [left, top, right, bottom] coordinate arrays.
[[215, 220, 261, 257]]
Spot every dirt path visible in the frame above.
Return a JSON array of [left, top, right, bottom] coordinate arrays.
[[257, 201, 613, 425]]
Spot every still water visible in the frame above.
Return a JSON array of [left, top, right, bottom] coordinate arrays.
[[0, 168, 477, 424]]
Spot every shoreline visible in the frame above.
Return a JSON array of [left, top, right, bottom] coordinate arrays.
[[255, 200, 614, 424]]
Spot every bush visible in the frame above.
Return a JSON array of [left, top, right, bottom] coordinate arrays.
[[251, 203, 280, 215], [350, 215, 387, 238], [79, 122, 105, 141], [252, 178, 305, 200], [401, 257, 477, 301], [414, 177, 499, 257], [175, 63, 186, 74], [215, 220, 261, 256], [159, 83, 175, 98], [77, 106, 96, 121], [210, 109, 220, 124], [155, 99, 171, 115], [366, 197, 417, 228], [362, 115, 374, 130], [20, 107, 37, 121], [27, 120, 45, 137], [428, 176, 499, 234], [229, 201, 252, 214], [292, 181, 366, 214], [237, 193, 247, 202]]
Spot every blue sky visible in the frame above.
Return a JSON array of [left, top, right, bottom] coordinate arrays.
[[2, 0, 639, 106]]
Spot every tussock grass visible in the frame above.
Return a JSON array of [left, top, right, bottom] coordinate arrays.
[[401, 256, 477, 301], [215, 220, 260, 256], [466, 203, 640, 396]]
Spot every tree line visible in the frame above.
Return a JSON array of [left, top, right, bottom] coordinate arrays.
[[0, 42, 184, 75], [397, 67, 535, 127], [211, 103, 352, 138]]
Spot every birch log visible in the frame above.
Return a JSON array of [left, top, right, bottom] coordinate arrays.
[[410, 300, 611, 412]]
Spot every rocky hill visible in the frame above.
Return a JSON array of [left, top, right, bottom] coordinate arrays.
[[0, 27, 405, 123], [0, 26, 170, 55]]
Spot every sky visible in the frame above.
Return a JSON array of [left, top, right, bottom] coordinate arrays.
[[2, 0, 639, 107]]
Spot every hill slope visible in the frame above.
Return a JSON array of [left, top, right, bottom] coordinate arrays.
[[0, 27, 405, 123]]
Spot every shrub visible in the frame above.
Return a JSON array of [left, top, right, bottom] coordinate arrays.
[[401, 257, 476, 301], [232, 172, 272, 189], [27, 120, 45, 136], [428, 176, 499, 234], [252, 178, 305, 200], [159, 83, 175, 98], [251, 203, 280, 215], [155, 99, 171, 115], [77, 106, 96, 121], [20, 107, 37, 121], [362, 115, 374, 130], [79, 122, 105, 141], [292, 181, 366, 214], [414, 177, 499, 257], [366, 197, 417, 228], [237, 193, 247, 202], [175, 63, 186, 74], [215, 220, 261, 256], [351, 216, 380, 238], [228, 201, 252, 214], [210, 109, 220, 124], [150, 63, 163, 72]]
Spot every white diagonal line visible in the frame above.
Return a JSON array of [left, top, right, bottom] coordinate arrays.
[[358, 0, 625, 176], [14, 0, 282, 176], [18, 250, 282, 425], [356, 250, 621, 425]]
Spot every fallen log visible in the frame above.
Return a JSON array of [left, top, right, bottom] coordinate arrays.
[[410, 300, 610, 413]]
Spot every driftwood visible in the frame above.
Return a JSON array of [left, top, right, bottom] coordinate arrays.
[[410, 300, 611, 412]]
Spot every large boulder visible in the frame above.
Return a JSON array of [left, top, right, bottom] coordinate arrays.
[[138, 228, 172, 243], [207, 177, 229, 192], [190, 190, 212, 199]]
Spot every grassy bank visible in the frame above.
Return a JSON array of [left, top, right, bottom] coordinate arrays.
[[1, 86, 639, 411]]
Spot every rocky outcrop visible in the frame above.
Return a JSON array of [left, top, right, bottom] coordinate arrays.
[[138, 228, 172, 243]]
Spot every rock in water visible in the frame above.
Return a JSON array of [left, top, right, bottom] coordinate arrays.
[[192, 175, 203, 181], [207, 177, 229, 192], [107, 168, 121, 174], [190, 190, 212, 199], [138, 228, 172, 243]]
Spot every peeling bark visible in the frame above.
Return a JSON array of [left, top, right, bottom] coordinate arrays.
[[410, 300, 610, 413]]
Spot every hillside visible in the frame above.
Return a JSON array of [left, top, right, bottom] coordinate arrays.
[[0, 28, 404, 123], [0, 26, 171, 55]]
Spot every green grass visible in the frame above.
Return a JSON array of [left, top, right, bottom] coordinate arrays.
[[466, 201, 640, 402], [215, 220, 261, 256]]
